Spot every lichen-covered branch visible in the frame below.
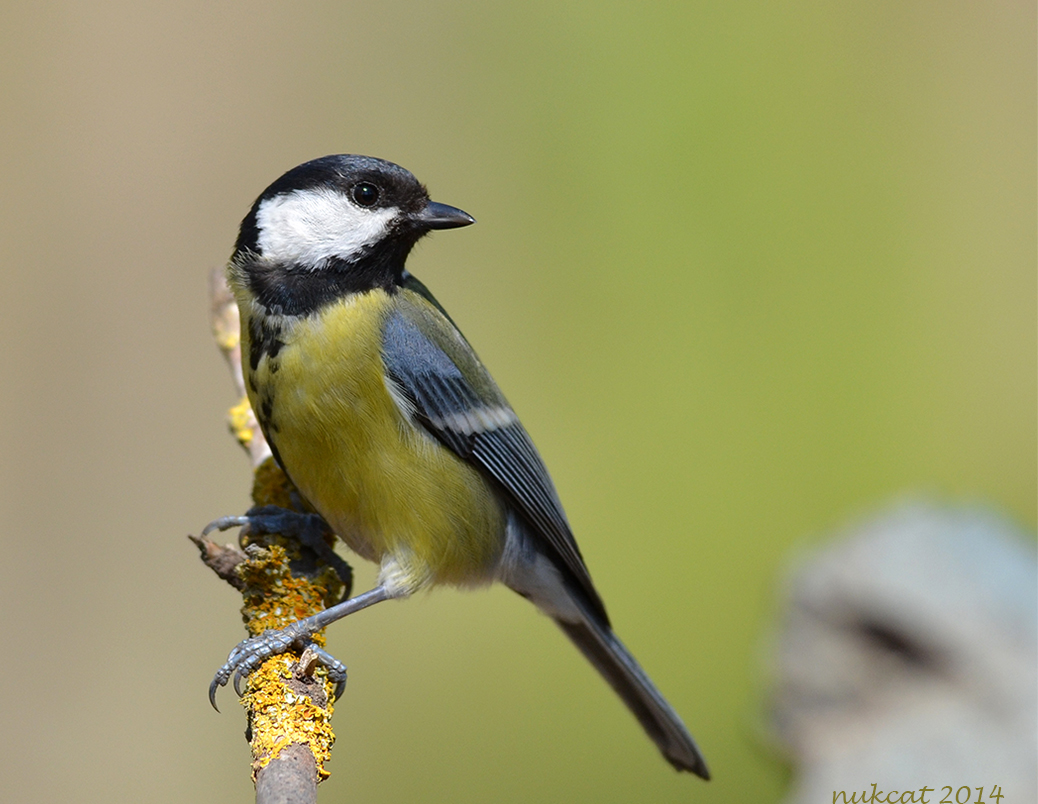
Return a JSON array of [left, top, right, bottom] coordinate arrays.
[[194, 268, 347, 802]]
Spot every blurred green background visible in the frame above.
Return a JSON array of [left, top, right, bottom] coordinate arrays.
[[0, 3, 1033, 803]]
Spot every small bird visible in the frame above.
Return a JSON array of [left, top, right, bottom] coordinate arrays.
[[210, 154, 708, 778]]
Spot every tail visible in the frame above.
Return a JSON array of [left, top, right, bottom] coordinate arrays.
[[554, 609, 710, 778], [498, 517, 707, 777]]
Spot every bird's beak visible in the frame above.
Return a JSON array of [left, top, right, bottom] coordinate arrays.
[[416, 201, 476, 230]]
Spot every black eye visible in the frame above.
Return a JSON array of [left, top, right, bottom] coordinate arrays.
[[351, 182, 381, 207]]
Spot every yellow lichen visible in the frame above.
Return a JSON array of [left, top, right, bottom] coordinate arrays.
[[251, 458, 297, 510], [235, 548, 337, 779], [234, 545, 329, 640], [241, 654, 336, 780], [240, 460, 345, 609], [214, 328, 240, 352], [228, 397, 256, 447], [222, 456, 345, 783]]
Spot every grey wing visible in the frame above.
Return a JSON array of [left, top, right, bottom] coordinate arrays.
[[382, 298, 609, 623]]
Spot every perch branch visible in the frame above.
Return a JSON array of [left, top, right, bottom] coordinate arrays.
[[193, 267, 347, 803]]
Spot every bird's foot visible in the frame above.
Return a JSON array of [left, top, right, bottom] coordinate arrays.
[[209, 619, 348, 710], [201, 506, 353, 599]]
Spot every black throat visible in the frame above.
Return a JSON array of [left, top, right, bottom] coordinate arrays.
[[239, 236, 417, 317]]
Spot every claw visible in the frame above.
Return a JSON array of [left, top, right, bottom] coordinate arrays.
[[209, 660, 234, 711], [208, 585, 390, 711], [200, 507, 353, 598], [201, 515, 251, 538], [304, 643, 348, 700], [209, 626, 352, 710], [209, 678, 222, 711]]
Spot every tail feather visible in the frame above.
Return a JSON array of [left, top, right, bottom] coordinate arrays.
[[555, 614, 710, 778], [499, 518, 708, 777]]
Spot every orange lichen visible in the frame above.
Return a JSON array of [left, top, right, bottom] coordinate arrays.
[[228, 460, 344, 782], [236, 544, 332, 641], [241, 654, 336, 780], [233, 543, 339, 780]]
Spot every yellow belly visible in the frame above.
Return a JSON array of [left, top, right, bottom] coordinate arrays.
[[243, 290, 506, 593]]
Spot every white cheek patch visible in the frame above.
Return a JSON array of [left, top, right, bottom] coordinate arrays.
[[255, 187, 398, 266]]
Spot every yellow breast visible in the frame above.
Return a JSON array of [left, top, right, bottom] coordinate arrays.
[[241, 289, 506, 593]]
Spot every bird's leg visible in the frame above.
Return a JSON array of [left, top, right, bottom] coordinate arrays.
[[202, 506, 353, 599], [209, 584, 393, 709]]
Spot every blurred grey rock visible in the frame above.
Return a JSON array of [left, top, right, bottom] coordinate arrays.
[[769, 502, 1037, 803]]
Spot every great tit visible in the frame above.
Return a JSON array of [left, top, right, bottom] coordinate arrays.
[[210, 154, 708, 778]]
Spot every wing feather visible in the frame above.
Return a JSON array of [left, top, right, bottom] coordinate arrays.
[[382, 290, 608, 622]]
